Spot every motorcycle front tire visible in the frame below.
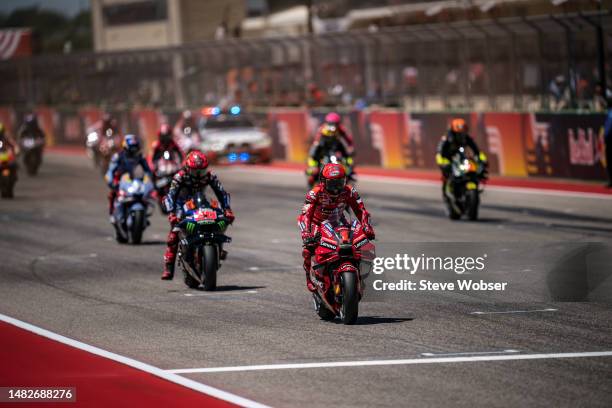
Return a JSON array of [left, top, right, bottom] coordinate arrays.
[[340, 272, 359, 325], [466, 189, 480, 221], [129, 209, 145, 244], [201, 244, 218, 291]]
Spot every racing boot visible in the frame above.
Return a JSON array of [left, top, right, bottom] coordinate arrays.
[[303, 249, 316, 292], [161, 262, 174, 280]]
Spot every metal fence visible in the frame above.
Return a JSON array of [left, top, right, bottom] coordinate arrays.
[[1, 10, 611, 112]]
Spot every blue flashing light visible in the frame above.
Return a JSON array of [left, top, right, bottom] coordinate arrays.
[[239, 152, 250, 162], [230, 105, 241, 115], [211, 106, 221, 115], [228, 152, 238, 162]]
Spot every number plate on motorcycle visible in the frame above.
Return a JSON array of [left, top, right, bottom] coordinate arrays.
[[195, 209, 217, 221], [466, 181, 477, 190]]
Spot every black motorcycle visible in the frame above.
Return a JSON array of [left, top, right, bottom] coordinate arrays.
[[444, 147, 486, 221], [20, 134, 44, 176], [177, 193, 231, 291], [306, 152, 355, 189]]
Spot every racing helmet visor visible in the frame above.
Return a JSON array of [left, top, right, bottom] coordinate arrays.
[[325, 177, 345, 195]]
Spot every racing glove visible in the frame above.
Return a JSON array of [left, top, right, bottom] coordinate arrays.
[[224, 209, 235, 224], [168, 213, 179, 225], [362, 223, 375, 240], [162, 196, 174, 213], [302, 231, 318, 248]]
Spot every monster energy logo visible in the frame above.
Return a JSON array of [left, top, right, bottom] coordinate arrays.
[[218, 220, 226, 230], [186, 222, 196, 234]]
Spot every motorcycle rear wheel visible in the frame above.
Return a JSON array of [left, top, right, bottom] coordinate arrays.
[[340, 272, 359, 325], [314, 294, 335, 321], [446, 199, 461, 220], [183, 262, 200, 289]]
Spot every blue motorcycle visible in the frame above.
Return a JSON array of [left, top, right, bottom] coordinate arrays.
[[112, 171, 155, 244]]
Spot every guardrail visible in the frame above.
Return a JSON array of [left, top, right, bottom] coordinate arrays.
[[1, 11, 610, 112]]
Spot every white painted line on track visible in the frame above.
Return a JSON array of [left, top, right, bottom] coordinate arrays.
[[421, 350, 520, 357], [0, 313, 270, 408], [233, 166, 612, 200], [471, 308, 558, 315], [167, 351, 612, 374]]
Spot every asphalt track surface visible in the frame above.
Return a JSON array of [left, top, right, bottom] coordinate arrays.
[[1, 152, 611, 407]]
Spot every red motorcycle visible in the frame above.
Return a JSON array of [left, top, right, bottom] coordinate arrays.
[[309, 219, 375, 324], [153, 150, 182, 213], [98, 129, 122, 175]]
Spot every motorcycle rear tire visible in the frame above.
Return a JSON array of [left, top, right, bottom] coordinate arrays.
[[466, 190, 479, 221], [340, 272, 359, 325], [129, 210, 145, 244], [201, 244, 218, 291], [317, 304, 336, 321], [184, 267, 200, 289], [446, 199, 461, 220]]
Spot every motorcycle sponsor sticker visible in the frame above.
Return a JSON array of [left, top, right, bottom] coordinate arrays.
[[354, 237, 368, 249], [320, 240, 337, 250], [339, 263, 356, 271]]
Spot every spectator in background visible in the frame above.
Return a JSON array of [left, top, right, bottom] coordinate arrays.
[[593, 85, 609, 112], [549, 75, 570, 111], [604, 105, 612, 187]]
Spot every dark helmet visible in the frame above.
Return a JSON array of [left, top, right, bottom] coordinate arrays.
[[122, 134, 141, 157], [320, 162, 346, 195], [25, 113, 38, 127], [158, 123, 172, 144], [184, 150, 209, 180]]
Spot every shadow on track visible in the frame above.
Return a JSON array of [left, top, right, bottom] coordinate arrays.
[[211, 285, 266, 292], [348, 316, 414, 326], [138, 240, 167, 246]]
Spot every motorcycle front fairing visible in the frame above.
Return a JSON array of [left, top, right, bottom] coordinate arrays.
[[313, 220, 375, 299], [115, 175, 155, 220]]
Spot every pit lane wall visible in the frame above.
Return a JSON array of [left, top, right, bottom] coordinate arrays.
[[0, 106, 607, 181]]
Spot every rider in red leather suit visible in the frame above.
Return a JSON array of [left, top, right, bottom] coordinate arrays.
[[298, 163, 375, 292], [151, 123, 183, 164]]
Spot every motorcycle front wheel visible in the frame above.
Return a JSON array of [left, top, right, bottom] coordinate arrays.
[[201, 244, 218, 291], [466, 189, 480, 221], [340, 272, 359, 325], [129, 209, 145, 244], [25, 153, 40, 176]]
